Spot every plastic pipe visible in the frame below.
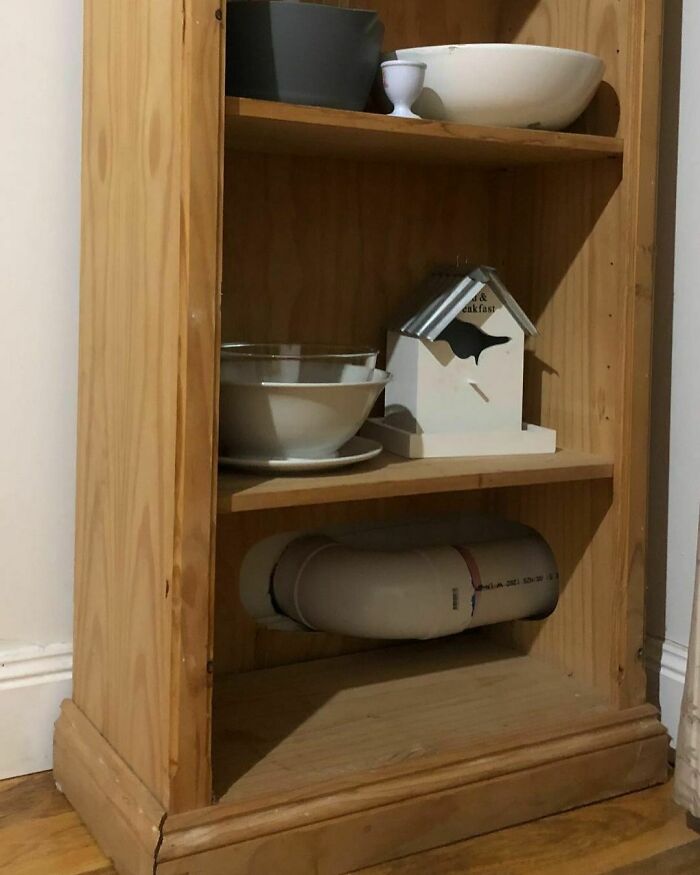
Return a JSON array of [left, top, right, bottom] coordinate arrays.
[[272, 534, 559, 640]]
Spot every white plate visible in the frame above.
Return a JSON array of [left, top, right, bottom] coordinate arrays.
[[219, 436, 383, 473]]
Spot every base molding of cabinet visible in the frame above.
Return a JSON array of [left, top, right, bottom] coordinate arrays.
[[54, 698, 669, 875], [53, 700, 165, 875]]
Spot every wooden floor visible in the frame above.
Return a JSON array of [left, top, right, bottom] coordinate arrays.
[[1, 771, 699, 875]]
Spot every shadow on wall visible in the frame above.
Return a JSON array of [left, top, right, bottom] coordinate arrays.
[[646, 0, 683, 711], [497, 0, 551, 44]]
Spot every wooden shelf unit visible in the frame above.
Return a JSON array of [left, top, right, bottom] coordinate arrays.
[[56, 2, 667, 875], [218, 448, 614, 513], [226, 96, 625, 167]]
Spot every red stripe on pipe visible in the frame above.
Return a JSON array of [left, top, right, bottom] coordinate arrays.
[[454, 545, 482, 592]]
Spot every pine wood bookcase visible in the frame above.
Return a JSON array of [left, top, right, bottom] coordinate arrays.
[[54, 2, 669, 873]]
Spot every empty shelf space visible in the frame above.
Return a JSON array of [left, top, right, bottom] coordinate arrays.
[[212, 635, 617, 808], [225, 98, 624, 167], [217, 448, 614, 513]]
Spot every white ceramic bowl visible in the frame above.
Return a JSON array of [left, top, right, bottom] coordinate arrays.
[[391, 44, 605, 130], [219, 369, 390, 460], [221, 343, 378, 385]]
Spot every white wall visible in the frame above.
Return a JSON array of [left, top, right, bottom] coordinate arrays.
[[663, 3, 700, 649], [647, 0, 700, 745], [0, 1, 82, 777]]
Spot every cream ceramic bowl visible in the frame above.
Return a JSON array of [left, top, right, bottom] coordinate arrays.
[[221, 343, 378, 385], [391, 44, 605, 130], [219, 369, 390, 460]]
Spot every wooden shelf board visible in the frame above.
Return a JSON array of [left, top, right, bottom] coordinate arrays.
[[225, 97, 624, 167], [217, 448, 614, 513], [212, 634, 616, 807]]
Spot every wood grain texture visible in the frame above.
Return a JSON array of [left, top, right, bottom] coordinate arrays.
[[73, 0, 224, 810], [211, 635, 638, 806], [159, 734, 667, 874], [610, 841, 700, 875], [217, 2, 652, 712], [612, 0, 665, 710], [53, 701, 164, 875], [220, 152, 492, 350], [359, 782, 697, 875], [0, 772, 113, 875], [213, 0, 662, 727], [171, 701, 664, 837], [486, 158, 625, 695], [0, 812, 111, 875], [64, 1, 666, 870], [168, 0, 225, 814], [226, 98, 624, 167], [487, 481, 618, 694], [217, 449, 614, 513], [4, 774, 699, 875], [74, 0, 183, 805], [314, 0, 504, 48]]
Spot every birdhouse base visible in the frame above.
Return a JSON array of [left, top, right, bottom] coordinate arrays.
[[361, 418, 557, 459]]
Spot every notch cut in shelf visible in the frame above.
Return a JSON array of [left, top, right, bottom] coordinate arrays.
[[225, 97, 624, 168]]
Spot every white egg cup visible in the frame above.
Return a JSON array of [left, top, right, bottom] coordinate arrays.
[[381, 60, 427, 120]]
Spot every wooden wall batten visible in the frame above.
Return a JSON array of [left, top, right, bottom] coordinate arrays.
[[73, 0, 224, 810]]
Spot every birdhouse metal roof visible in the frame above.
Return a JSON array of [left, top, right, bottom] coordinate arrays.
[[399, 264, 538, 341]]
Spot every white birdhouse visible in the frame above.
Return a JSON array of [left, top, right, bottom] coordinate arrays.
[[362, 265, 557, 458]]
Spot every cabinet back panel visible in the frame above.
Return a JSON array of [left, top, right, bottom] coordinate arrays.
[[217, 150, 633, 704], [310, 0, 503, 48], [221, 153, 492, 351], [217, 0, 656, 709], [493, 160, 624, 458]]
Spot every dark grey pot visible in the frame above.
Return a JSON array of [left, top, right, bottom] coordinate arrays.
[[226, 1, 384, 112]]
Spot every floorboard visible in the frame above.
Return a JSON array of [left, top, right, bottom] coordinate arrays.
[[358, 780, 700, 874], [0, 771, 698, 874]]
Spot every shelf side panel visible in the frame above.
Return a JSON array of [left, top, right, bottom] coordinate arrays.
[[74, 0, 183, 805], [220, 153, 492, 348], [73, 0, 224, 810], [169, 0, 226, 812]]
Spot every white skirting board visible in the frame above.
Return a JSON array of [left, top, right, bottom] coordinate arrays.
[[361, 419, 557, 459], [0, 642, 73, 779], [646, 635, 688, 748]]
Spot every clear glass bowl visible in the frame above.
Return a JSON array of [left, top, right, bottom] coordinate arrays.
[[220, 343, 378, 385]]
